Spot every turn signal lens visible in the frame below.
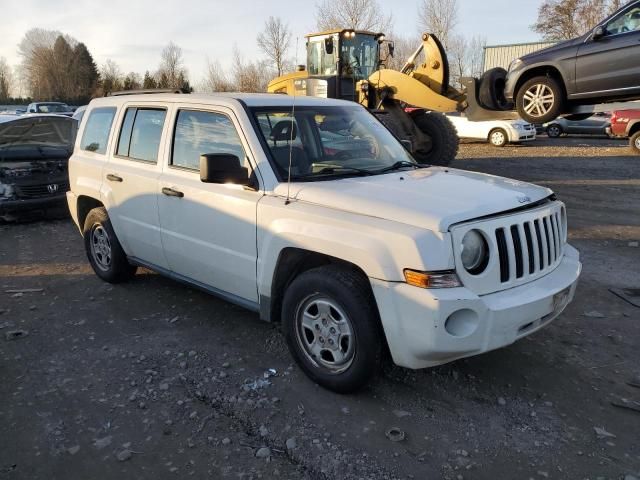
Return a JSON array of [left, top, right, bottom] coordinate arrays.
[[404, 269, 462, 289]]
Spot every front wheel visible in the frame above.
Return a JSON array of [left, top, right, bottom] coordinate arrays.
[[281, 265, 383, 393], [516, 76, 565, 124], [411, 111, 459, 166], [489, 128, 508, 147], [546, 124, 563, 138]]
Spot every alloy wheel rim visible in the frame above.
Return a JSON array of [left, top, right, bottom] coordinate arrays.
[[549, 126, 560, 137], [91, 225, 112, 271], [635, 137, 640, 150], [523, 84, 555, 117], [295, 295, 355, 374]]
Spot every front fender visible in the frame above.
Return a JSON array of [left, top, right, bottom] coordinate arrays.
[[256, 195, 455, 298]]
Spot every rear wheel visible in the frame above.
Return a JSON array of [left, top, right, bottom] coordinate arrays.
[[516, 76, 564, 124], [83, 207, 137, 283], [630, 131, 640, 154], [546, 123, 563, 138], [282, 265, 382, 393], [411, 111, 459, 166], [489, 128, 508, 147]]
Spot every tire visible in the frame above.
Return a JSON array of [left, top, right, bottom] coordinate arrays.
[[546, 123, 563, 138], [630, 131, 640, 154], [478, 67, 512, 111], [281, 265, 383, 393], [516, 76, 565, 124], [83, 207, 137, 283], [411, 111, 459, 166], [489, 128, 508, 147]]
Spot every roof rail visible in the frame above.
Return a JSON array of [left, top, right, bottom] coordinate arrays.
[[106, 89, 186, 97]]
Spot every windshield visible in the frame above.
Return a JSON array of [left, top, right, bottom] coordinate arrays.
[[36, 103, 71, 113], [0, 116, 75, 161], [252, 105, 419, 181], [340, 35, 379, 80]]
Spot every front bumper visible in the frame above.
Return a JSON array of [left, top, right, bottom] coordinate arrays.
[[508, 127, 536, 142], [371, 245, 581, 369], [0, 194, 68, 217]]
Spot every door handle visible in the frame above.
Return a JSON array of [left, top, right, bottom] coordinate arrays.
[[106, 174, 123, 182], [162, 187, 184, 198]]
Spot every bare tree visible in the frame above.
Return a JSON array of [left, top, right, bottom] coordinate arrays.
[[156, 42, 189, 90], [315, 0, 393, 32], [257, 16, 292, 77], [384, 34, 419, 71], [418, 0, 459, 50], [101, 59, 123, 94], [532, 0, 625, 40], [232, 48, 270, 93], [0, 57, 13, 101], [123, 72, 142, 90], [200, 59, 235, 92]]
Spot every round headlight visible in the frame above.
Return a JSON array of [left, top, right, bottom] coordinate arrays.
[[461, 230, 489, 274]]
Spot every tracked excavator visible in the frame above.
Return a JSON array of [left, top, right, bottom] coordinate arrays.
[[267, 29, 515, 166]]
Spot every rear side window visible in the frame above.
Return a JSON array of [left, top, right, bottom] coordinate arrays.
[[172, 110, 246, 171], [80, 107, 116, 154], [116, 108, 167, 163]]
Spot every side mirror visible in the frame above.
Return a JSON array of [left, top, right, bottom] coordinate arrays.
[[324, 37, 334, 55], [593, 26, 605, 40], [200, 153, 249, 185], [387, 42, 395, 58]]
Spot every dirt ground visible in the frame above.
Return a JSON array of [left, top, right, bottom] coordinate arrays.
[[1, 136, 639, 480]]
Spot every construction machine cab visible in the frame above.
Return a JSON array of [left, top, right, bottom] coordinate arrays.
[[303, 29, 387, 102]]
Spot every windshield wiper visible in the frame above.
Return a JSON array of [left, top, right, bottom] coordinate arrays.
[[291, 165, 374, 181], [375, 161, 422, 174]]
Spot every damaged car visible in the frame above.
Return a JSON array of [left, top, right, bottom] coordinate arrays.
[[0, 114, 76, 221]]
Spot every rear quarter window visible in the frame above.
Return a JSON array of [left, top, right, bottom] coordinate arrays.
[[80, 107, 117, 154]]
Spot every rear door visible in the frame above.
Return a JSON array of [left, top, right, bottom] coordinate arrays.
[[157, 104, 262, 305], [575, 4, 640, 96], [102, 103, 169, 269]]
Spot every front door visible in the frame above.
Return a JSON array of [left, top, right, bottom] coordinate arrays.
[[158, 105, 261, 305], [103, 105, 169, 269], [575, 4, 640, 96]]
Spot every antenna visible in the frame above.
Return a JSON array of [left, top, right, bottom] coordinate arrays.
[[285, 36, 300, 206]]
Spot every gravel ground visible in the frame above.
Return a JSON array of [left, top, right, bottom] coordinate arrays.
[[1, 136, 639, 480]]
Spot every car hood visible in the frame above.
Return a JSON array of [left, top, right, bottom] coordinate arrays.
[[522, 36, 584, 61], [0, 115, 76, 149], [275, 167, 553, 232]]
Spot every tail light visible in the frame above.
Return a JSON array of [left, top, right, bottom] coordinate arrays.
[[611, 111, 618, 124]]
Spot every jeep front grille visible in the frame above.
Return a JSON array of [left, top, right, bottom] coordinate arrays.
[[450, 201, 567, 295], [495, 211, 565, 284]]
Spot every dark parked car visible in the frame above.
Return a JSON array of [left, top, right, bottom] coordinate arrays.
[[26, 102, 74, 117], [544, 113, 611, 138], [505, 1, 640, 124], [0, 114, 76, 221]]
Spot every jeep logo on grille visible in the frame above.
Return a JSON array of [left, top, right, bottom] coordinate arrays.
[[47, 184, 59, 193]]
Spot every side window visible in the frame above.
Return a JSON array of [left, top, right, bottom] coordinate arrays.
[[80, 107, 116, 154], [172, 110, 246, 171], [606, 6, 640, 35], [116, 108, 166, 163]]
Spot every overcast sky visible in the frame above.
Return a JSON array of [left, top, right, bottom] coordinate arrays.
[[1, 0, 543, 87]]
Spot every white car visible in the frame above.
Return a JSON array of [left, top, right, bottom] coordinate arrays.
[[67, 92, 581, 393], [446, 114, 536, 147]]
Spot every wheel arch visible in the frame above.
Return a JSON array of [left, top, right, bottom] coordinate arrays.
[[514, 65, 567, 100], [627, 120, 640, 137], [77, 195, 104, 234], [265, 248, 373, 325]]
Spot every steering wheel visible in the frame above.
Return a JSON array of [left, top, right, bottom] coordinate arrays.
[[333, 150, 354, 160]]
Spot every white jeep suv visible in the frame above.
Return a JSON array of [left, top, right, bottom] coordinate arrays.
[[67, 92, 581, 393]]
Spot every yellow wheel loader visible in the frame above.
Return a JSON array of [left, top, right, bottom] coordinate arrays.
[[268, 29, 515, 166]]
